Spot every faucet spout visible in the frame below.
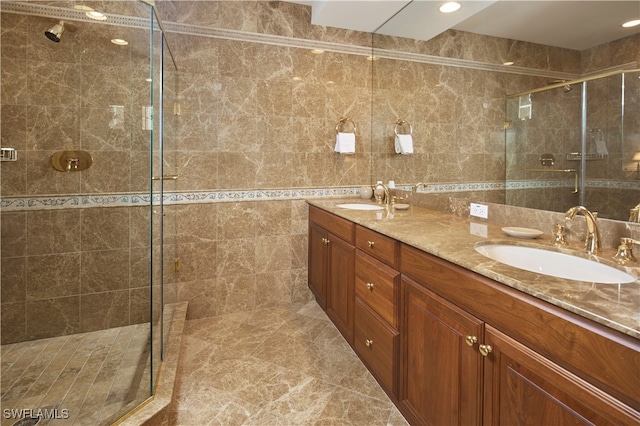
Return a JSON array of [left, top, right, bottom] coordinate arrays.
[[565, 206, 600, 255]]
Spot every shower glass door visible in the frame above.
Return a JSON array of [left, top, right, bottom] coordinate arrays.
[[0, 1, 170, 423]]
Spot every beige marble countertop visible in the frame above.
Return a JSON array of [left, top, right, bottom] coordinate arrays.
[[307, 198, 640, 340]]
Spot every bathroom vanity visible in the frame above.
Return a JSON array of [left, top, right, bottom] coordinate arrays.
[[307, 201, 639, 426]]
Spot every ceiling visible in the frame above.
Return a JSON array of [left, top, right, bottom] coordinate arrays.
[[287, 1, 640, 51]]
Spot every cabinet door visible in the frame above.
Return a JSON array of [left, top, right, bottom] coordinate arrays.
[[308, 222, 327, 309], [483, 325, 640, 426], [400, 277, 484, 426], [326, 232, 355, 345]]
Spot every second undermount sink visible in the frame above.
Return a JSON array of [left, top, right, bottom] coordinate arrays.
[[474, 242, 636, 284], [336, 203, 384, 211]]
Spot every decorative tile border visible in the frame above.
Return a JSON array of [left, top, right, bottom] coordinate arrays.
[[2, 180, 637, 212], [1, 187, 359, 212]]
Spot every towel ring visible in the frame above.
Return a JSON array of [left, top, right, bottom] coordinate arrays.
[[394, 119, 413, 136], [336, 117, 357, 134]]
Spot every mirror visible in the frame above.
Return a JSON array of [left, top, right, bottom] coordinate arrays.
[[371, 1, 640, 221]]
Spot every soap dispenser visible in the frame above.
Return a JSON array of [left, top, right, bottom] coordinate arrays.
[[374, 181, 385, 204]]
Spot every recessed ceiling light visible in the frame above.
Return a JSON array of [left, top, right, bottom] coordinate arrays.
[[86, 11, 107, 21], [503, 61, 514, 66], [622, 19, 640, 28], [367, 55, 380, 61], [439, 2, 461, 14], [311, 49, 325, 54], [111, 39, 128, 46], [293, 76, 302, 81]]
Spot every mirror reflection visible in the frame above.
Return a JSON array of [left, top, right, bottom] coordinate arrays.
[[371, 1, 640, 222], [505, 70, 640, 221]]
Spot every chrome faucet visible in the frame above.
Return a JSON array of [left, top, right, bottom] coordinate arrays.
[[565, 206, 600, 255]]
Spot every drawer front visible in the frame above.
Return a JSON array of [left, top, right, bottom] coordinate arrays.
[[309, 206, 354, 243], [354, 297, 398, 395], [355, 225, 398, 267], [355, 251, 399, 328]]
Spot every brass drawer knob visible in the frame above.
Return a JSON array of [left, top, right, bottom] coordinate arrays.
[[365, 339, 373, 348], [366, 282, 374, 291], [465, 335, 477, 347], [479, 344, 493, 357], [322, 237, 330, 245], [367, 241, 375, 248]]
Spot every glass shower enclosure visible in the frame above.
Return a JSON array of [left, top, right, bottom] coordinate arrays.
[[0, 1, 175, 424], [505, 69, 640, 221]]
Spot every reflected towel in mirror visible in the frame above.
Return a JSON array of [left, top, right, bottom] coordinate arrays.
[[395, 134, 413, 155], [335, 132, 355, 154]]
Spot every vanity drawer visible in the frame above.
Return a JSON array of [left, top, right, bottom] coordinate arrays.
[[355, 251, 399, 328], [355, 225, 399, 267], [309, 205, 354, 244], [354, 297, 398, 395]]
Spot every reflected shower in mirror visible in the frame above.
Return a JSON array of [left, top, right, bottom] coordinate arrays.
[[505, 70, 640, 221]]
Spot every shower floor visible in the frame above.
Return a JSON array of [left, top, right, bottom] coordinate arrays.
[[1, 324, 151, 426]]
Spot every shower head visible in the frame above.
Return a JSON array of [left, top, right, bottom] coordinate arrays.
[[45, 21, 65, 42]]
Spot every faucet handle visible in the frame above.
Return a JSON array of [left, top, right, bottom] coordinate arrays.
[[613, 237, 640, 264], [552, 223, 568, 246]]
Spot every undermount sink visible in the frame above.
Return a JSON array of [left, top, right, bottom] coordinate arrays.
[[474, 242, 636, 284], [336, 203, 384, 211]]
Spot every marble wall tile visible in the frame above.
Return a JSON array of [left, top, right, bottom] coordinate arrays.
[[1, 212, 26, 258], [26, 105, 80, 151], [1, 257, 26, 304], [217, 274, 257, 315], [217, 202, 256, 240], [0, 57, 27, 106], [176, 279, 218, 320], [129, 287, 150, 324], [80, 290, 130, 332], [81, 207, 129, 251], [255, 235, 292, 274], [1, 302, 26, 344], [26, 210, 81, 256], [215, 239, 256, 277], [26, 253, 81, 300], [81, 249, 130, 294], [130, 247, 151, 290], [255, 270, 291, 308], [26, 296, 80, 340]]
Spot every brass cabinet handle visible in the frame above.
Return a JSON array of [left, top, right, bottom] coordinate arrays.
[[465, 335, 477, 347], [479, 344, 493, 357], [367, 241, 375, 248], [366, 282, 374, 291], [365, 339, 373, 348], [321, 237, 330, 245]]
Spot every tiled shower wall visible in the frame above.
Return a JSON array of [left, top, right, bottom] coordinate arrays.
[[0, 7, 155, 344]]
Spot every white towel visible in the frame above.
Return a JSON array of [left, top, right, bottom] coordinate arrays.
[[334, 132, 355, 154], [395, 134, 413, 155]]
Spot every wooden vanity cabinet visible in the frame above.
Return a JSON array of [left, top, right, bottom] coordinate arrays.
[[308, 206, 355, 344], [400, 243, 640, 426], [400, 275, 484, 426], [353, 225, 401, 397], [483, 325, 638, 426], [307, 207, 639, 425]]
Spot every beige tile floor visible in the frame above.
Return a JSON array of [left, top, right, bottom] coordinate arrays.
[[1, 324, 150, 426], [171, 301, 409, 425]]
